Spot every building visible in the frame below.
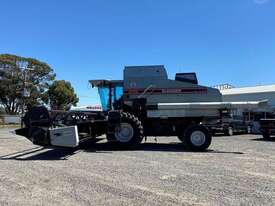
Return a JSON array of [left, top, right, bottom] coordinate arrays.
[[219, 84, 275, 133], [221, 84, 275, 111]]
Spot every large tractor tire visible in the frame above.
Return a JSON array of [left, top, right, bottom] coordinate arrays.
[[179, 125, 212, 151], [107, 112, 144, 148]]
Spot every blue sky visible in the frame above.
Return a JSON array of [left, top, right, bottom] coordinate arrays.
[[1, 0, 275, 105]]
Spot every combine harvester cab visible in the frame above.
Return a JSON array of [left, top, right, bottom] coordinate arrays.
[[15, 65, 270, 151]]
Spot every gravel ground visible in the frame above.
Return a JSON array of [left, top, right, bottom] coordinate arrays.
[[0, 128, 275, 206]]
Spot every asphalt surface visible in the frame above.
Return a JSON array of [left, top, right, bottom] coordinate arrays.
[[0, 128, 275, 206]]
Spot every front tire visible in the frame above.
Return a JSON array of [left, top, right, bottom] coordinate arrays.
[[179, 125, 212, 151], [107, 112, 144, 148]]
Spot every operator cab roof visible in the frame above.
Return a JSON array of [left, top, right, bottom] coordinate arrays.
[[124, 65, 168, 80], [90, 65, 167, 88], [89, 80, 123, 88]]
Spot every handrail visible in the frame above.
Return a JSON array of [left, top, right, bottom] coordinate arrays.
[[138, 84, 156, 98]]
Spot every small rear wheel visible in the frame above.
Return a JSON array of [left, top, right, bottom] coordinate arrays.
[[179, 125, 212, 151]]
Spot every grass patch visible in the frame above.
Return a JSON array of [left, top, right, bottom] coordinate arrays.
[[0, 124, 20, 129]]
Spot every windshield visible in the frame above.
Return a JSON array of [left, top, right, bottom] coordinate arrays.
[[98, 86, 123, 111]]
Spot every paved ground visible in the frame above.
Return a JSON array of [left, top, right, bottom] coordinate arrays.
[[0, 128, 275, 206]]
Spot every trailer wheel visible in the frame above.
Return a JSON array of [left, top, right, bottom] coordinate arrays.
[[107, 112, 144, 148], [180, 125, 212, 151]]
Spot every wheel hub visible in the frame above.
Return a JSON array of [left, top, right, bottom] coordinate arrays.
[[190, 131, 206, 146], [115, 123, 134, 142]]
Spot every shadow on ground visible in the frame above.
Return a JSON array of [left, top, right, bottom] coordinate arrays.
[[0, 141, 244, 161], [251, 137, 275, 142], [212, 133, 251, 137], [0, 147, 78, 161]]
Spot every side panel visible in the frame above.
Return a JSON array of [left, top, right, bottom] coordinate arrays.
[[147, 109, 220, 118], [123, 66, 222, 105], [142, 117, 203, 136], [147, 101, 268, 118], [49, 126, 79, 148], [124, 80, 221, 105]]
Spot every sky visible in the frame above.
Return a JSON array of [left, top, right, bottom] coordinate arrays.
[[0, 0, 275, 106]]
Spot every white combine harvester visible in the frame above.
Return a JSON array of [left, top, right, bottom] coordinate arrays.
[[15, 65, 268, 151]]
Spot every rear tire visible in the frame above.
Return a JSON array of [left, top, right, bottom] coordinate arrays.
[[107, 112, 144, 148], [179, 125, 212, 151]]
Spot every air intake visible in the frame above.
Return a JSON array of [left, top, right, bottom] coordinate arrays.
[[175, 73, 198, 84]]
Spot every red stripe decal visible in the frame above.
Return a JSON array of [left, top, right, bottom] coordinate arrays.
[[124, 88, 207, 94]]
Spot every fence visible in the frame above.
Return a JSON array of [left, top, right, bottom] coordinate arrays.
[[0, 115, 21, 124]]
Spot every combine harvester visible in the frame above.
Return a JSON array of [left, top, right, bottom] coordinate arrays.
[[15, 65, 268, 151]]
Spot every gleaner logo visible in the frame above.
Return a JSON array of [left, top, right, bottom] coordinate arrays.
[[161, 88, 182, 93], [86, 106, 102, 110]]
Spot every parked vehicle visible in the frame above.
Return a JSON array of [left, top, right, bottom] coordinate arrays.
[[204, 114, 250, 136], [259, 118, 275, 139]]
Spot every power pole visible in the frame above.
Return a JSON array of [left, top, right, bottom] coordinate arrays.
[[20, 67, 34, 128]]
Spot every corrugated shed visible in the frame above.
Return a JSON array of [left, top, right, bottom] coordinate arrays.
[[221, 85, 275, 95]]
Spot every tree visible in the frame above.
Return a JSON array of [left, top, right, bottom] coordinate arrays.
[[0, 54, 55, 114], [45, 80, 79, 110]]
